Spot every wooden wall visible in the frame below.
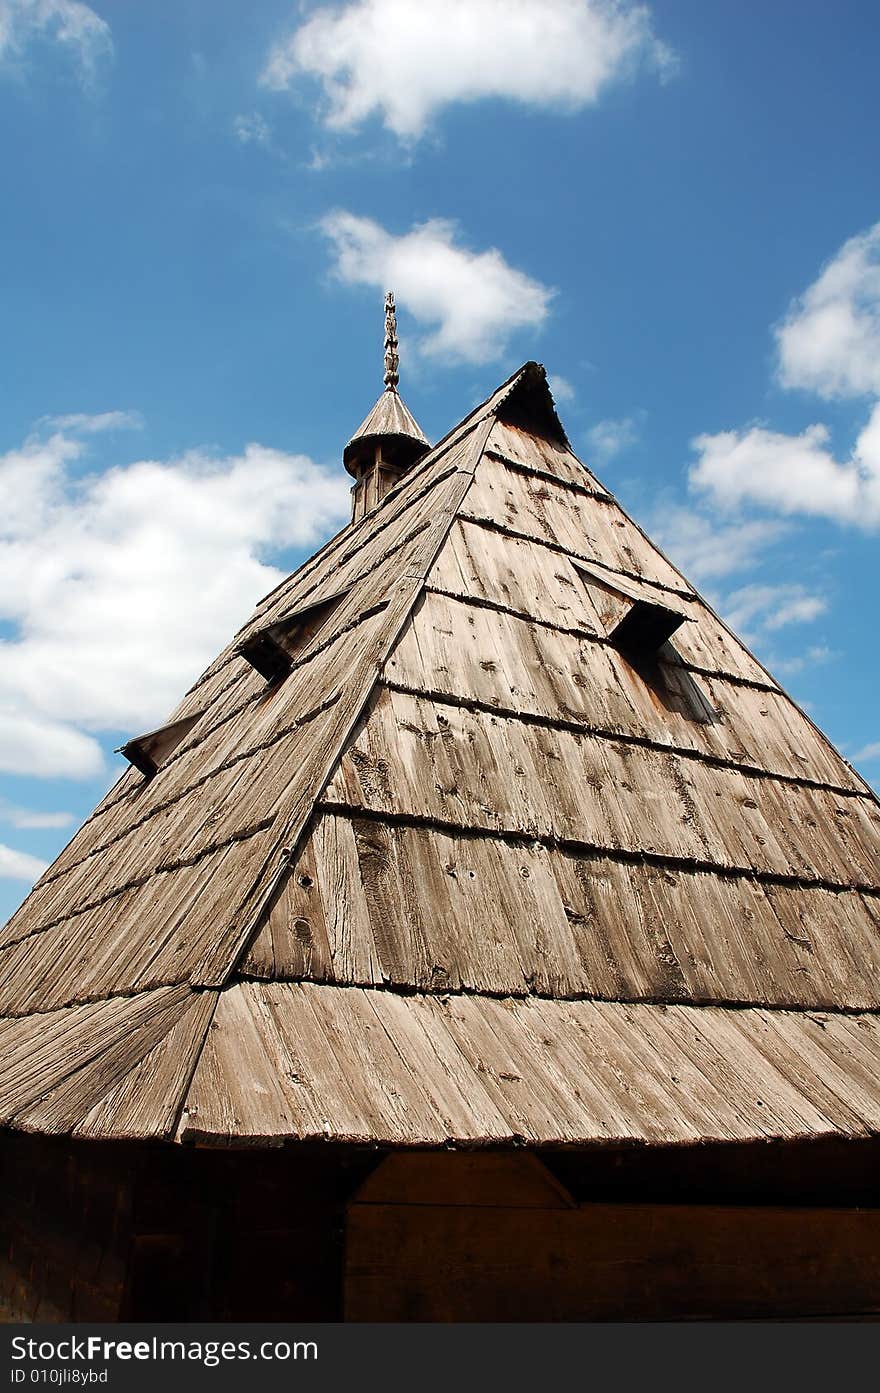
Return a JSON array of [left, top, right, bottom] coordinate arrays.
[[5, 1137, 880, 1322], [0, 1135, 374, 1322], [0, 1134, 132, 1321], [346, 1152, 880, 1322]]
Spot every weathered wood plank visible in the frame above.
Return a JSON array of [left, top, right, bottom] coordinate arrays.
[[462, 452, 688, 592], [180, 980, 305, 1141], [194, 423, 495, 988], [485, 419, 607, 494], [74, 990, 218, 1140], [325, 687, 880, 886], [243, 800, 880, 1009], [179, 983, 880, 1147], [364, 991, 513, 1144], [427, 517, 773, 687], [0, 840, 262, 1015], [389, 588, 859, 789], [0, 986, 192, 1130]]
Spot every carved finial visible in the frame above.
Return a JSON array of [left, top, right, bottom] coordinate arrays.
[[383, 290, 399, 392]]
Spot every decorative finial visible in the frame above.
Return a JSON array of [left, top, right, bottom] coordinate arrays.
[[383, 290, 399, 392]]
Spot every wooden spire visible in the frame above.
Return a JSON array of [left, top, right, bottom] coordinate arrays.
[[383, 290, 399, 390], [343, 291, 430, 521]]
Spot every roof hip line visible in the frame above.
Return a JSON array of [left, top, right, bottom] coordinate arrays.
[[210, 414, 501, 991]]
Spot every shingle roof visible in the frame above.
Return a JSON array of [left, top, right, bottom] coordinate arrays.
[[2, 362, 879, 1146]]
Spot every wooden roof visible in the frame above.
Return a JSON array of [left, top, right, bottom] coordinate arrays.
[[2, 362, 879, 1147]]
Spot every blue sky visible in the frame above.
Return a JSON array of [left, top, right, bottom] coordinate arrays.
[[1, 0, 879, 922]]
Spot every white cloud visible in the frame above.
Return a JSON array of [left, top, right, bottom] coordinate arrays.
[[776, 222, 880, 400], [586, 415, 639, 463], [0, 843, 48, 884], [262, 0, 674, 139], [649, 506, 787, 585], [0, 419, 350, 779], [321, 210, 552, 363], [854, 741, 880, 763], [0, 0, 112, 76], [233, 111, 271, 147], [44, 410, 141, 434], [548, 374, 575, 403], [0, 801, 74, 829], [689, 402, 880, 529], [771, 644, 835, 678], [0, 710, 104, 779], [722, 583, 827, 638]]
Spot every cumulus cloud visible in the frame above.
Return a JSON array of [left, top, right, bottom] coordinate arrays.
[[649, 506, 788, 585], [0, 801, 74, 830], [548, 374, 575, 403], [586, 415, 639, 464], [262, 0, 674, 139], [772, 645, 835, 679], [0, 843, 48, 884], [0, 710, 104, 779], [776, 222, 880, 400], [0, 418, 350, 779], [683, 224, 880, 544], [321, 210, 552, 363], [0, 0, 112, 76], [689, 403, 880, 529], [722, 583, 827, 636], [233, 111, 271, 147], [854, 741, 880, 763]]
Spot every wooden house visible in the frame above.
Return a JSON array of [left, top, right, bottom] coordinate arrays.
[[2, 302, 880, 1321]]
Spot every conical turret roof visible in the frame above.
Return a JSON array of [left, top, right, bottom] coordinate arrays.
[[343, 387, 429, 473], [2, 362, 880, 1148]]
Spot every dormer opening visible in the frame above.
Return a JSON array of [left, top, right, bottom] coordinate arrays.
[[236, 588, 349, 685], [117, 710, 205, 779], [573, 560, 716, 724]]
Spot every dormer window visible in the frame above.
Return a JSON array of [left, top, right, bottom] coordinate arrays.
[[236, 589, 349, 685], [606, 595, 688, 657], [572, 560, 715, 724], [117, 710, 204, 779], [572, 560, 689, 650], [237, 630, 292, 685]]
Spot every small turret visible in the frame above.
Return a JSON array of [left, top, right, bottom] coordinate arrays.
[[343, 292, 430, 522]]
